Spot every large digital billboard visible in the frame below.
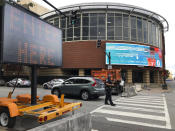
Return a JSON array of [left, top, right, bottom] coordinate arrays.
[[106, 43, 162, 67], [1, 3, 62, 67]]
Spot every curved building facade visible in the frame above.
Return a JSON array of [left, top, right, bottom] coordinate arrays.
[[41, 3, 168, 85]]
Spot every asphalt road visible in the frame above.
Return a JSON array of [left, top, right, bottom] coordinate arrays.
[[0, 86, 118, 131], [0, 82, 175, 131]]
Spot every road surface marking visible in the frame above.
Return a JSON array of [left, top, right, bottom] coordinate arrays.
[[107, 105, 165, 113], [125, 97, 163, 101], [90, 105, 105, 114], [94, 109, 165, 121], [114, 101, 164, 109], [163, 94, 172, 129], [118, 98, 164, 103], [106, 117, 166, 129], [115, 100, 164, 106]]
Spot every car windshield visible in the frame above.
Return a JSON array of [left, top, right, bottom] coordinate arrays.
[[95, 79, 104, 84]]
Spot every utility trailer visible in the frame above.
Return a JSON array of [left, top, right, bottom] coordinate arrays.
[[0, 93, 82, 128]]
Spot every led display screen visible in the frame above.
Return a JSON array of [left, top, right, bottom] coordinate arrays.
[[2, 3, 62, 67], [106, 43, 162, 67]]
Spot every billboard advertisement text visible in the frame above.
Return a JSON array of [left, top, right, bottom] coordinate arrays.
[[106, 43, 162, 67]]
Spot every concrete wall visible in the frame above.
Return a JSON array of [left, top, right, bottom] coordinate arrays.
[[28, 113, 92, 131], [143, 70, 150, 86], [126, 69, 132, 83]]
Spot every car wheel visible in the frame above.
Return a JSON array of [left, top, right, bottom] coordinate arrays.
[[52, 89, 61, 98], [0, 109, 16, 128], [81, 91, 89, 101]]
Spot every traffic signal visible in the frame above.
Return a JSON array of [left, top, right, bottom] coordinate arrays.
[[71, 10, 77, 25], [97, 40, 101, 48]]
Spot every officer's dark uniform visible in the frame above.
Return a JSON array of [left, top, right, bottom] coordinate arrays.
[[105, 76, 116, 106]]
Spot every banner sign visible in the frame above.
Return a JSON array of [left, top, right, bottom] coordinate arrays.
[[106, 43, 162, 67], [1, 3, 62, 67]]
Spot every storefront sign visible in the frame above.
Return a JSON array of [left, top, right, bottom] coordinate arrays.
[[106, 43, 162, 67]]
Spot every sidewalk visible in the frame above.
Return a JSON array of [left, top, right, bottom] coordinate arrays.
[[140, 87, 172, 94]]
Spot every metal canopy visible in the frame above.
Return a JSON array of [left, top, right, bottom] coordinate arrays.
[[41, 2, 169, 32]]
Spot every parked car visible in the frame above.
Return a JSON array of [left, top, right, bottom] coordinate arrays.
[[43, 79, 64, 89], [6, 78, 31, 87], [0, 79, 5, 86], [51, 77, 105, 101]]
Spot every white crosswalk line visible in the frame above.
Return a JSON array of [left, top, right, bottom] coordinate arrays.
[[119, 98, 164, 103], [91, 94, 172, 129], [108, 105, 165, 113], [106, 117, 166, 129], [94, 109, 165, 121], [115, 100, 164, 106], [114, 101, 164, 109], [163, 94, 171, 129], [126, 97, 163, 101]]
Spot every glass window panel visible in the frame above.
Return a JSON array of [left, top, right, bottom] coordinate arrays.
[[83, 13, 89, 17], [152, 24, 156, 45], [60, 18, 66, 28], [115, 13, 122, 17], [62, 29, 65, 40], [67, 28, 73, 38], [83, 17, 89, 26], [98, 36, 105, 40], [98, 26, 105, 37], [156, 26, 160, 47], [148, 21, 153, 44], [54, 18, 59, 27], [83, 37, 88, 40], [98, 15, 105, 26], [90, 17, 97, 26], [108, 13, 114, 17], [115, 16, 122, 27], [67, 18, 72, 28], [74, 27, 80, 40], [107, 17, 114, 26], [90, 26, 97, 39], [123, 27, 129, 40], [108, 36, 114, 40], [49, 20, 54, 25], [123, 14, 129, 27], [74, 17, 80, 27], [143, 19, 148, 43], [115, 27, 122, 39], [137, 17, 142, 42], [107, 27, 114, 37], [131, 16, 136, 28], [131, 28, 136, 41], [83, 27, 89, 37], [67, 37, 72, 41], [90, 13, 97, 17]]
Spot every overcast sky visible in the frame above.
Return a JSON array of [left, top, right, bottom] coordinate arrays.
[[34, 0, 175, 75]]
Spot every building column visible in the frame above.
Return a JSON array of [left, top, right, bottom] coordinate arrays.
[[154, 71, 161, 84], [143, 70, 150, 85], [79, 69, 85, 76], [126, 69, 132, 83]]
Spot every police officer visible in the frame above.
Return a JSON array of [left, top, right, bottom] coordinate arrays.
[[105, 74, 116, 106]]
